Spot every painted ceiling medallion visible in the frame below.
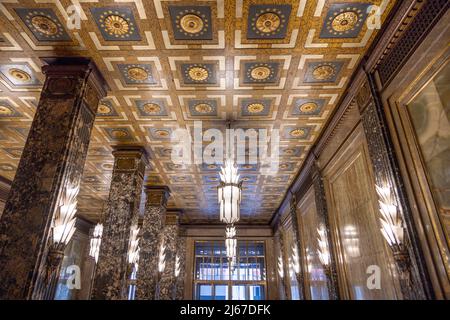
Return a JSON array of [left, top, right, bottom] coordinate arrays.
[[194, 103, 213, 114], [256, 12, 281, 33], [244, 62, 279, 84], [188, 66, 209, 81], [143, 103, 161, 114], [127, 67, 148, 81], [97, 103, 112, 114], [0, 105, 14, 115], [247, 4, 291, 39], [312, 65, 336, 81], [8, 68, 31, 82], [180, 14, 204, 34], [331, 11, 359, 32], [155, 129, 170, 137], [290, 128, 305, 137], [110, 129, 128, 138], [170, 6, 212, 40], [118, 64, 155, 84], [247, 103, 264, 113], [15, 8, 70, 41], [250, 66, 271, 80], [91, 7, 141, 41], [103, 15, 130, 36], [320, 3, 371, 38], [30, 15, 58, 35], [299, 102, 318, 113]]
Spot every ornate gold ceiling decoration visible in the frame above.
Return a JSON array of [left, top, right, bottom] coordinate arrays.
[[299, 102, 319, 113], [312, 64, 336, 81], [256, 12, 281, 33], [180, 14, 204, 34], [331, 11, 359, 32], [103, 15, 130, 36], [8, 68, 32, 83], [194, 103, 213, 114], [30, 15, 58, 35], [0, 0, 397, 224], [187, 66, 209, 81], [247, 103, 265, 114], [142, 103, 162, 114]]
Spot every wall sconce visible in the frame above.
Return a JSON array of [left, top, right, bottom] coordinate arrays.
[[375, 183, 413, 297], [158, 240, 166, 273], [89, 223, 103, 263], [127, 225, 140, 266], [174, 255, 180, 278], [277, 255, 284, 279], [42, 184, 79, 298]]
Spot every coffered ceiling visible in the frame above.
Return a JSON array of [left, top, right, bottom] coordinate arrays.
[[0, 0, 396, 224]]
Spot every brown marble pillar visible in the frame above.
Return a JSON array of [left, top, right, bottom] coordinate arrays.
[[135, 186, 170, 300], [158, 211, 180, 300], [0, 58, 107, 300], [91, 147, 147, 300]]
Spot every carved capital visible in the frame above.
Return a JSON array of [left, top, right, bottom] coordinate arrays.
[[112, 146, 148, 175], [165, 211, 181, 226], [144, 186, 171, 207]]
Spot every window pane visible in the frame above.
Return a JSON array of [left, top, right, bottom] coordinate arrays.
[[249, 285, 265, 300], [194, 241, 267, 300], [232, 285, 246, 300], [197, 284, 213, 300], [214, 285, 228, 300]]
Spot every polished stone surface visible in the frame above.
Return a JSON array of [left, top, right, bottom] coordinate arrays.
[[91, 147, 147, 300], [0, 58, 106, 299]]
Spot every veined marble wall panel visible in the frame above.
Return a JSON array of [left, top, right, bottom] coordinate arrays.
[[323, 125, 400, 299], [297, 186, 329, 300]]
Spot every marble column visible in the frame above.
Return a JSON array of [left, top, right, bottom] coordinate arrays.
[[158, 212, 180, 300], [135, 186, 170, 300], [174, 231, 187, 300], [0, 58, 107, 300], [311, 164, 340, 300], [91, 147, 147, 300]]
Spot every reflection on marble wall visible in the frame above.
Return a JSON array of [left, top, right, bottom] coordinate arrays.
[[297, 187, 329, 300], [54, 230, 90, 300], [408, 63, 450, 239], [324, 132, 399, 300]]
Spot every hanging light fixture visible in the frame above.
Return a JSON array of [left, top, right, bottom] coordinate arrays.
[[218, 159, 242, 224], [225, 225, 237, 262], [89, 223, 103, 263]]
